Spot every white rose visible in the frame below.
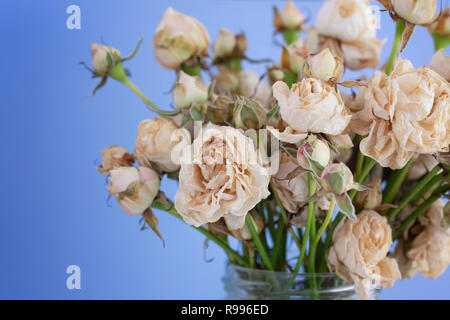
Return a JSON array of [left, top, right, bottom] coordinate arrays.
[[135, 117, 186, 172], [327, 210, 401, 299], [153, 7, 210, 69], [359, 59, 450, 169], [316, 0, 377, 41], [273, 79, 351, 135], [393, 0, 437, 25], [107, 166, 160, 216], [174, 124, 270, 229]]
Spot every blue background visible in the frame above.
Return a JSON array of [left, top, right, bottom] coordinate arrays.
[[1, 0, 449, 299]]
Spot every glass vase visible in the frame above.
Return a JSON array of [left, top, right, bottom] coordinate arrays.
[[222, 264, 380, 300]]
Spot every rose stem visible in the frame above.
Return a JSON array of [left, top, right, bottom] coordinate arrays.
[[272, 187, 303, 251], [246, 214, 274, 271], [387, 165, 442, 221], [382, 158, 413, 204], [393, 183, 449, 239], [385, 19, 406, 76], [270, 208, 286, 268], [121, 78, 178, 116], [411, 173, 446, 205], [313, 194, 336, 247], [292, 172, 317, 274], [151, 201, 250, 268]]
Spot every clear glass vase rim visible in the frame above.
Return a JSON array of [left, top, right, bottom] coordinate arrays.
[[227, 263, 342, 278]]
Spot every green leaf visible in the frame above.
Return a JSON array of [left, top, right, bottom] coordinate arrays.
[[335, 193, 356, 221], [304, 151, 325, 177]]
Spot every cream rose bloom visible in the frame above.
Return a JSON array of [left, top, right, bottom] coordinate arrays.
[[429, 49, 450, 81], [174, 124, 270, 230], [273, 79, 351, 135], [316, 0, 377, 41], [153, 7, 210, 69], [395, 200, 450, 279], [357, 59, 450, 169], [135, 117, 187, 172], [271, 152, 309, 213], [327, 210, 401, 299]]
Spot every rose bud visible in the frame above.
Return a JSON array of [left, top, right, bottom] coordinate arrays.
[[393, 0, 437, 25], [304, 48, 344, 82], [429, 8, 450, 37], [268, 67, 285, 84], [153, 7, 210, 70], [91, 42, 122, 76], [297, 135, 331, 171], [135, 117, 183, 172], [355, 178, 382, 210], [98, 146, 134, 174], [320, 163, 355, 195], [274, 0, 305, 31], [281, 38, 308, 74], [233, 96, 267, 130], [235, 33, 248, 57], [230, 211, 264, 241], [212, 28, 237, 59], [216, 65, 240, 92], [172, 71, 208, 109], [107, 167, 160, 216]]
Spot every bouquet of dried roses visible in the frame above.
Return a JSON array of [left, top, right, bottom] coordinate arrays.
[[85, 0, 450, 300]]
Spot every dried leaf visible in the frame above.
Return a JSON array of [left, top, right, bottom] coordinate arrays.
[[143, 209, 165, 247], [399, 22, 415, 54]]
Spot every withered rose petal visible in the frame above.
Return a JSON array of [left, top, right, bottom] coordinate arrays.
[[273, 79, 351, 136], [174, 124, 270, 229]]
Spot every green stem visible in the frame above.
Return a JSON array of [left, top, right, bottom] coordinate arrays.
[[393, 184, 449, 239], [246, 215, 274, 271], [151, 202, 249, 267], [387, 166, 442, 220], [181, 63, 201, 76], [272, 187, 302, 251], [122, 79, 178, 116], [382, 158, 413, 204], [282, 29, 298, 45], [411, 174, 445, 205], [313, 194, 335, 247], [355, 151, 365, 179], [385, 19, 406, 76], [432, 33, 450, 51], [349, 158, 376, 199], [292, 173, 316, 274]]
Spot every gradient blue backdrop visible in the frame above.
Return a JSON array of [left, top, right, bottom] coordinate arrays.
[[1, 0, 449, 299]]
